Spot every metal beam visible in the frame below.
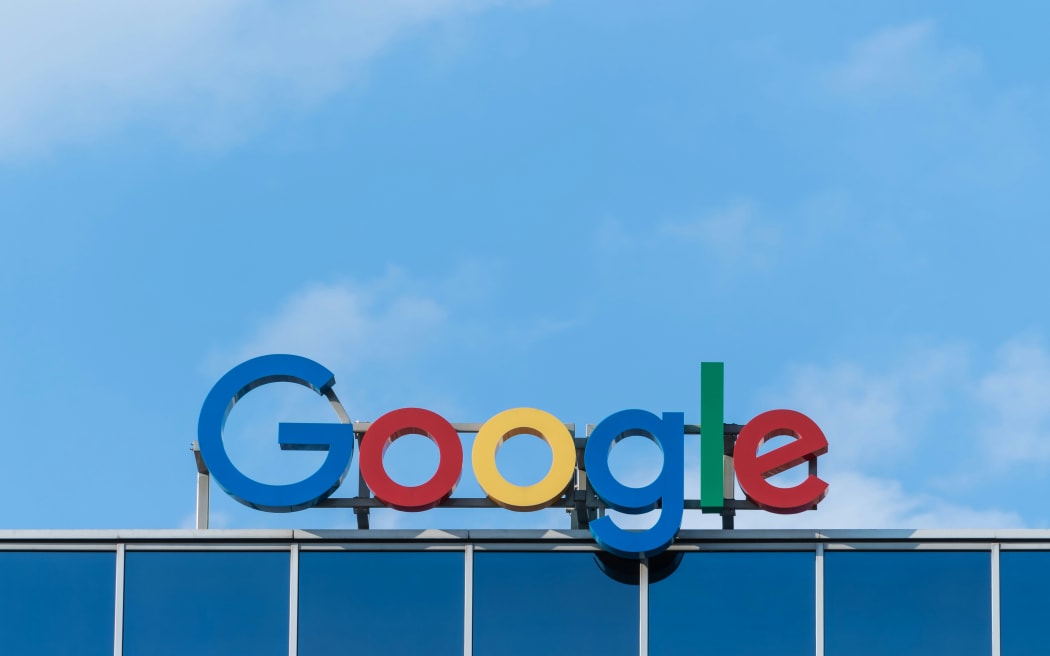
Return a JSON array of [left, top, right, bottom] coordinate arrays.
[[639, 559, 649, 656], [193, 425, 761, 527], [191, 442, 209, 530], [464, 545, 474, 656], [992, 543, 1001, 656], [815, 543, 825, 656], [113, 543, 125, 656], [289, 544, 299, 656]]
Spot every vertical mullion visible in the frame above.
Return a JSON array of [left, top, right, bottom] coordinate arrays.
[[639, 558, 649, 656], [815, 543, 825, 656], [992, 543, 1000, 656], [114, 543, 125, 656], [289, 544, 299, 656], [465, 545, 474, 656]]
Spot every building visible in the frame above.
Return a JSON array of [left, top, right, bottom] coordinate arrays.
[[0, 527, 1046, 655]]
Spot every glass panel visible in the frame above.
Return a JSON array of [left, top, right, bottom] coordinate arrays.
[[1001, 551, 1050, 655], [474, 552, 639, 656], [123, 551, 288, 656], [649, 551, 814, 655], [0, 551, 115, 656], [298, 551, 463, 656], [825, 551, 990, 656]]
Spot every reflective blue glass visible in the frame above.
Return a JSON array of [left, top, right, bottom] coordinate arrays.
[[649, 551, 814, 655], [123, 551, 288, 656], [298, 551, 463, 655], [1001, 551, 1050, 654], [0, 551, 115, 655], [474, 552, 639, 656], [825, 551, 990, 656]]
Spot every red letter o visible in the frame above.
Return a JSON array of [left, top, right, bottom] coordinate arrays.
[[360, 408, 463, 512]]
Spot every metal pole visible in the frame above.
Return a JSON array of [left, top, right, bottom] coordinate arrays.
[[992, 543, 1001, 656], [815, 543, 825, 656], [192, 442, 209, 530], [289, 544, 299, 656], [113, 543, 125, 656], [464, 545, 474, 656], [196, 473, 209, 530], [639, 558, 649, 656]]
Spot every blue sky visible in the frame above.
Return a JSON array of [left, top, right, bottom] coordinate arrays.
[[2, 1, 1049, 531]]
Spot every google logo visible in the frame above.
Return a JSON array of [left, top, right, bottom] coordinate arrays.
[[198, 355, 829, 559]]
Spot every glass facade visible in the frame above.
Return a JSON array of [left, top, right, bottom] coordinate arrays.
[[825, 551, 991, 656], [0, 551, 115, 656], [1, 532, 1045, 655], [123, 551, 289, 656], [298, 551, 463, 656], [650, 551, 815, 656], [474, 552, 639, 656], [1001, 551, 1050, 655]]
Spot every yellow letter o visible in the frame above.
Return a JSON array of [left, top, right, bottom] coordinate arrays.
[[472, 408, 576, 511]]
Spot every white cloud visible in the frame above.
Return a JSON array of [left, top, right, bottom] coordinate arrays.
[[977, 336, 1050, 465], [603, 466, 1021, 532], [0, 0, 513, 157], [223, 271, 447, 374], [769, 346, 968, 468], [659, 200, 778, 264], [595, 194, 860, 271], [676, 435, 1020, 530], [199, 270, 450, 479], [829, 20, 982, 98], [746, 347, 1022, 528], [728, 471, 1022, 529]]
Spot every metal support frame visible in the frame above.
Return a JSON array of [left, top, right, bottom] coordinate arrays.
[[113, 543, 125, 656], [992, 543, 1001, 656], [191, 441, 209, 530], [639, 559, 649, 656], [718, 423, 744, 530], [289, 544, 300, 656], [190, 423, 761, 530], [815, 543, 824, 656], [464, 545, 474, 656], [354, 459, 370, 530], [573, 430, 598, 529]]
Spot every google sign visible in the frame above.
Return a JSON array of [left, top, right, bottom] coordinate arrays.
[[198, 355, 829, 559]]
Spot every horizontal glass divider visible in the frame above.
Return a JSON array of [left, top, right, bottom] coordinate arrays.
[[998, 543, 1050, 550], [471, 544, 604, 552], [297, 543, 469, 552], [667, 542, 822, 552], [124, 543, 295, 551], [823, 542, 996, 551], [8, 530, 1050, 548], [0, 543, 120, 551]]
